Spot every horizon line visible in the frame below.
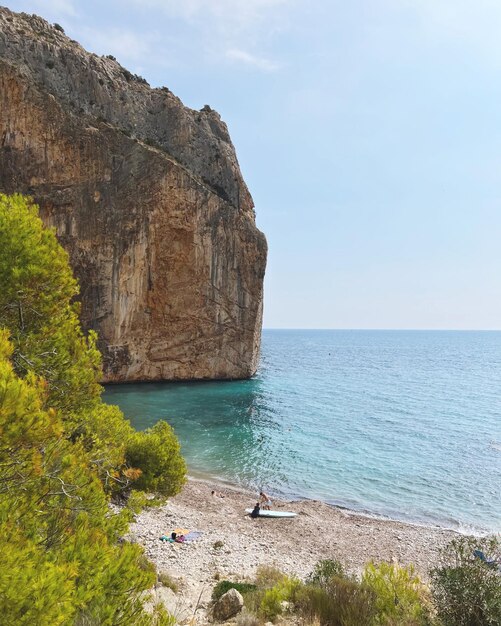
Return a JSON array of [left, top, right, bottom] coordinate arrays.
[[262, 327, 501, 332]]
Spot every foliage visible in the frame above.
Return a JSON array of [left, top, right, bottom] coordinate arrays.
[[212, 580, 258, 602], [0, 193, 102, 418], [0, 331, 171, 625], [362, 561, 431, 625], [0, 194, 187, 622], [430, 535, 501, 626], [236, 565, 292, 619], [308, 559, 346, 589], [259, 576, 302, 621], [125, 421, 187, 496], [297, 576, 377, 626], [254, 564, 287, 588], [0, 194, 186, 498], [259, 586, 284, 621], [158, 571, 180, 593]]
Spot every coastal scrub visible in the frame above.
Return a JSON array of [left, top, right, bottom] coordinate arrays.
[[0, 193, 186, 621]]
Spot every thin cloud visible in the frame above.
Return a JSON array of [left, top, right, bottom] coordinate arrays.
[[126, 0, 289, 23], [33, 0, 77, 17], [118, 0, 290, 71], [226, 48, 280, 72], [77, 26, 160, 66], [123, 0, 292, 38]]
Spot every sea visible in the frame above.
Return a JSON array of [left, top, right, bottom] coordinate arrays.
[[104, 329, 501, 534]]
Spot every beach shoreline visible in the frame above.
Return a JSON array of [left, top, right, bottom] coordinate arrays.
[[177, 469, 486, 536], [130, 476, 463, 622]]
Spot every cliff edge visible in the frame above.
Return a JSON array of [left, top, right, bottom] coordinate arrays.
[[0, 7, 267, 381]]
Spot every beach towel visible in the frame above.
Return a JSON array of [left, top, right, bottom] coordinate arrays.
[[159, 528, 190, 543], [184, 531, 203, 542]]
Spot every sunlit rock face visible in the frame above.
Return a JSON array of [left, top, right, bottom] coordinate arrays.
[[0, 7, 267, 381]]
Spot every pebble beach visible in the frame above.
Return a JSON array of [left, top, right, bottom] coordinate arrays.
[[130, 477, 459, 623]]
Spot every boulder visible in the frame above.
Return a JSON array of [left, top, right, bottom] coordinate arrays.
[[212, 588, 244, 622]]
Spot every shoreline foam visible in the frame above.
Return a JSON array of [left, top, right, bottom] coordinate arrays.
[[184, 470, 492, 536]]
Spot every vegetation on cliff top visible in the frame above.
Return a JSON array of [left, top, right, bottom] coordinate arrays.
[[0, 193, 186, 623]]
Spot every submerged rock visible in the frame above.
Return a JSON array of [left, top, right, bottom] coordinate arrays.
[[0, 7, 267, 381]]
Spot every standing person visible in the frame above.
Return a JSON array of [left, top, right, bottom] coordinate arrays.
[[259, 490, 272, 510]]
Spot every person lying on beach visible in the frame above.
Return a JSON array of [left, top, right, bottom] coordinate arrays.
[[259, 491, 272, 510], [250, 502, 261, 518], [211, 489, 225, 498]]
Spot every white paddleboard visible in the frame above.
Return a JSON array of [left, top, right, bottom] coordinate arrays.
[[245, 509, 297, 518]]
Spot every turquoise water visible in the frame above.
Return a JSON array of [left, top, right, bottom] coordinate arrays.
[[104, 330, 501, 533]]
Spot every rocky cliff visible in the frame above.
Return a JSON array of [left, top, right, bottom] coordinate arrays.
[[0, 7, 267, 381]]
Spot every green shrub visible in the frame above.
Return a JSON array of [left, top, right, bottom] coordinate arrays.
[[251, 575, 302, 622], [297, 576, 377, 626], [239, 589, 266, 615], [362, 561, 430, 625], [308, 559, 346, 588], [260, 586, 284, 621], [431, 535, 501, 626], [212, 581, 258, 602], [126, 421, 187, 496]]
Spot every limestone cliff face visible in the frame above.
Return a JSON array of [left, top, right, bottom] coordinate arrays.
[[0, 8, 267, 381]]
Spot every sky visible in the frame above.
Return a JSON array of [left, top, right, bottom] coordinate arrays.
[[6, 0, 501, 329]]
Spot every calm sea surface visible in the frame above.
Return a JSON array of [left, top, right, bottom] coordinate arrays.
[[104, 330, 501, 533]]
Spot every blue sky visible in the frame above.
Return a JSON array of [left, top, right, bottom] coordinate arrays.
[[7, 0, 501, 329]]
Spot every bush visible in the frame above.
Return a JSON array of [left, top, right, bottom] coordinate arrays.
[[362, 561, 431, 625], [126, 421, 186, 496], [297, 576, 377, 626], [212, 581, 257, 602], [259, 576, 302, 621], [158, 572, 179, 593], [254, 565, 287, 588], [431, 535, 501, 626], [260, 586, 284, 621], [308, 559, 346, 589]]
